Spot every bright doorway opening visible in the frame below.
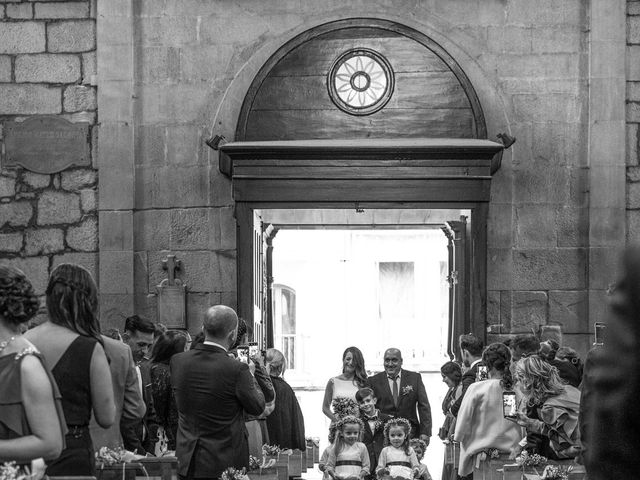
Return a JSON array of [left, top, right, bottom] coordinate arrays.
[[269, 223, 457, 479]]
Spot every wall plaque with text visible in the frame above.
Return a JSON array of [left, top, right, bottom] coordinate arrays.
[[2, 116, 90, 174]]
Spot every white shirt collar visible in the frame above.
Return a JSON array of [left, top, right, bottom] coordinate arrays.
[[470, 358, 482, 369], [203, 340, 227, 352], [387, 370, 401, 380]]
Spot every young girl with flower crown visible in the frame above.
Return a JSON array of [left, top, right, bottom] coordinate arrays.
[[325, 416, 370, 480], [376, 418, 421, 480]]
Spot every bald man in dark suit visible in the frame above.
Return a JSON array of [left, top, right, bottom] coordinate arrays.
[[171, 306, 265, 479]]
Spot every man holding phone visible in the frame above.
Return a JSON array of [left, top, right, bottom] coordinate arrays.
[[171, 306, 266, 480]]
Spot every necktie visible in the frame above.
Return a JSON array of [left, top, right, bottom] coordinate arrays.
[[392, 376, 399, 406]]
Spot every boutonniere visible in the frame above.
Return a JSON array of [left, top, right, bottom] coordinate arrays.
[[402, 385, 414, 395]]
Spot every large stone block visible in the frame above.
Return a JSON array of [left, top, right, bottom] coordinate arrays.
[[99, 250, 134, 295], [556, 206, 588, 247], [4, 256, 49, 295], [530, 26, 584, 54], [0, 55, 10, 82], [15, 53, 81, 83], [0, 202, 33, 227], [627, 123, 639, 165], [210, 206, 236, 251], [548, 290, 587, 333], [210, 169, 233, 207], [506, 0, 585, 25], [138, 16, 198, 46], [60, 168, 97, 190], [627, 102, 640, 123], [134, 125, 166, 167], [82, 51, 96, 84], [22, 172, 51, 190], [80, 188, 96, 212], [487, 248, 513, 290], [0, 22, 45, 54], [510, 291, 548, 334], [25, 228, 64, 255], [135, 164, 209, 208], [0, 232, 23, 253], [627, 46, 640, 81], [63, 85, 97, 112], [487, 290, 501, 326], [133, 251, 149, 294], [630, 1, 640, 15], [139, 46, 180, 84], [100, 294, 134, 330], [589, 246, 622, 289], [133, 293, 158, 324], [6, 2, 33, 19], [588, 207, 626, 248], [486, 26, 532, 55], [628, 166, 640, 182], [166, 125, 204, 166], [627, 209, 640, 241], [132, 209, 170, 250], [0, 84, 61, 114], [513, 248, 587, 290], [629, 16, 640, 44], [628, 182, 640, 208], [37, 191, 81, 225], [514, 164, 571, 205], [0, 176, 15, 197], [35, 1, 89, 19], [170, 208, 211, 250], [66, 216, 97, 251], [99, 210, 132, 251], [186, 292, 218, 330], [52, 252, 98, 283], [515, 205, 557, 248], [513, 93, 584, 124], [47, 20, 96, 53]]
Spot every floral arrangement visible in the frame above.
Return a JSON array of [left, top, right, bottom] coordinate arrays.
[[95, 446, 143, 467], [221, 467, 250, 480], [515, 450, 548, 467], [261, 444, 282, 457], [332, 397, 359, 418], [401, 385, 414, 396], [306, 437, 320, 447], [0, 463, 29, 480], [540, 465, 573, 480], [249, 456, 277, 471]]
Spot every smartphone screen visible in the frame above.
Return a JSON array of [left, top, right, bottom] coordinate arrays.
[[237, 345, 249, 364], [502, 391, 517, 419], [476, 365, 488, 382], [594, 322, 605, 346], [248, 342, 260, 358]]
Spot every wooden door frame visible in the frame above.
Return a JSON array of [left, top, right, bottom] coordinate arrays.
[[236, 201, 488, 347]]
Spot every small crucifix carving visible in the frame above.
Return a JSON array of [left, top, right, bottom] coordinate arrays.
[[162, 254, 182, 286]]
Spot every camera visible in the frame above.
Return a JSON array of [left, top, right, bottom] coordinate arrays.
[[237, 345, 249, 364], [476, 365, 488, 382]]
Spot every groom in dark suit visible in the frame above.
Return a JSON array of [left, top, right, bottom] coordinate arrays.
[[369, 348, 432, 445], [171, 305, 266, 479]]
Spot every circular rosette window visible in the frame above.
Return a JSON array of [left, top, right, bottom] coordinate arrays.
[[327, 48, 394, 116]]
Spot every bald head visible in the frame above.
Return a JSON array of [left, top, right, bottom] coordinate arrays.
[[203, 305, 238, 346]]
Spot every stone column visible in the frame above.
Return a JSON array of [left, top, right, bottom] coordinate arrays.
[[97, 0, 135, 326], [587, 0, 627, 331]]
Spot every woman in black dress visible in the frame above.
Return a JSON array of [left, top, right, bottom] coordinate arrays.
[[25, 263, 115, 475]]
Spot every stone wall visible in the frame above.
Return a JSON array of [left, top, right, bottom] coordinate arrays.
[[0, 1, 98, 322], [628, 1, 640, 239]]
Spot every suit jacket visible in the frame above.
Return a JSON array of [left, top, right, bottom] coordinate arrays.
[[369, 369, 432, 438], [170, 343, 266, 478], [450, 360, 483, 417], [359, 410, 392, 470], [121, 359, 160, 455], [89, 336, 146, 450]]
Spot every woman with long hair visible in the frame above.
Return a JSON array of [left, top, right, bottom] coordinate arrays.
[[149, 330, 188, 452], [454, 343, 522, 479], [25, 264, 115, 475], [0, 264, 65, 466], [513, 355, 581, 460], [322, 346, 369, 422]]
